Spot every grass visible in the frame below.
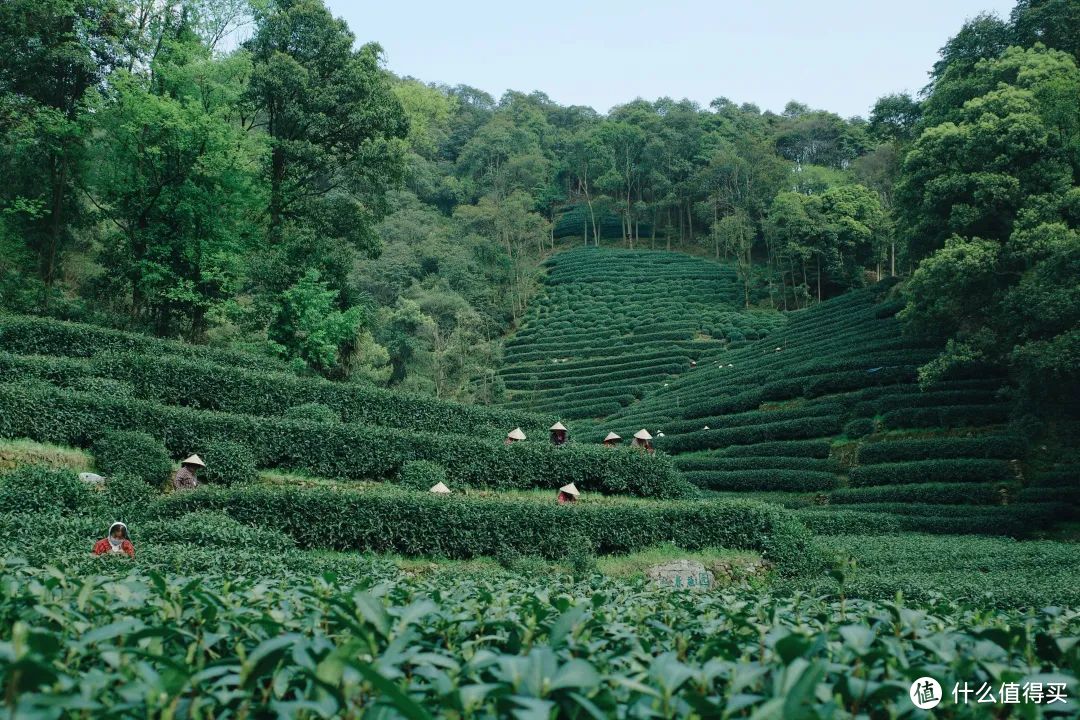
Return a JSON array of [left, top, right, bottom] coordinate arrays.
[[0, 437, 92, 472], [594, 543, 765, 582]]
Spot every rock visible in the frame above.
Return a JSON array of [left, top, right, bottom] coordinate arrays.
[[79, 472, 105, 484], [646, 559, 714, 591]]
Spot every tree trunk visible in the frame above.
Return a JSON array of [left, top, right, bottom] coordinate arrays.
[[816, 254, 822, 303], [43, 151, 70, 305]]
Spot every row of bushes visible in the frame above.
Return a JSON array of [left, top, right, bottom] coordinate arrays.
[[857, 435, 1027, 464], [827, 482, 1011, 505], [0, 312, 284, 371], [881, 405, 1011, 429], [503, 362, 685, 392], [674, 455, 837, 473], [152, 485, 825, 576], [850, 389, 1002, 417], [798, 503, 1067, 537], [658, 416, 843, 453], [660, 402, 844, 437], [848, 459, 1016, 487], [0, 350, 550, 438], [682, 469, 839, 492], [0, 382, 691, 498], [499, 350, 689, 380]]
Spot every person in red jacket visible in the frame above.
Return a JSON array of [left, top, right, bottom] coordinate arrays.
[[92, 522, 135, 558]]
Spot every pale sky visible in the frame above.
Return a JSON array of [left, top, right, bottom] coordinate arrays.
[[325, 0, 1018, 118]]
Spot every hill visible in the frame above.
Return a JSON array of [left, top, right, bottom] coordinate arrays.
[[497, 248, 784, 419], [594, 280, 1076, 534]]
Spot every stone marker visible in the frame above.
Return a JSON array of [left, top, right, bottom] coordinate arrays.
[[646, 559, 714, 591], [79, 472, 105, 484]]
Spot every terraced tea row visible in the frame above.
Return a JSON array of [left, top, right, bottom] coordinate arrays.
[[498, 248, 784, 418], [0, 313, 686, 498], [599, 281, 1074, 533]]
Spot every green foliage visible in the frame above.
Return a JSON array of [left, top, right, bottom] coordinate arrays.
[[843, 418, 875, 438], [849, 459, 1015, 487], [0, 325, 550, 437], [0, 381, 691, 498], [283, 402, 340, 423], [397, 460, 447, 491], [140, 511, 294, 551], [268, 270, 365, 375], [498, 249, 783, 419], [857, 435, 1027, 464], [0, 466, 95, 516], [90, 430, 172, 487], [0, 313, 284, 370], [2, 551, 1076, 717], [101, 473, 159, 520], [153, 485, 823, 576], [199, 440, 257, 487], [898, 44, 1080, 405]]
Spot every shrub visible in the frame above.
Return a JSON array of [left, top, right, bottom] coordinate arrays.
[[0, 312, 284, 371], [857, 436, 1026, 464], [200, 440, 258, 487], [284, 403, 340, 423], [849, 459, 1015, 487], [91, 430, 172, 487], [844, 418, 875, 438], [140, 511, 294, 551], [152, 486, 826, 576], [0, 382, 691, 498], [0, 466, 96, 516], [828, 482, 1010, 505], [796, 509, 904, 536], [398, 460, 447, 491], [881, 405, 1010, 429], [69, 376, 137, 400], [717, 440, 833, 459], [683, 469, 839, 492], [674, 455, 836, 473], [102, 473, 159, 520], [659, 417, 843, 453]]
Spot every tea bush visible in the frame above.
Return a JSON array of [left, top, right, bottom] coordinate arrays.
[[0, 382, 691, 498], [398, 460, 447, 491], [0, 466, 96, 515], [284, 402, 340, 423], [90, 429, 172, 486], [152, 485, 825, 576], [849, 459, 1015, 486], [3, 555, 1077, 718], [199, 440, 258, 487]]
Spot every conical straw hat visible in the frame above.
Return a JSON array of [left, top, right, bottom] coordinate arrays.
[[507, 427, 526, 440], [633, 429, 653, 440], [559, 483, 580, 496], [182, 454, 205, 467], [429, 482, 451, 494], [604, 431, 621, 441], [550, 421, 567, 431]]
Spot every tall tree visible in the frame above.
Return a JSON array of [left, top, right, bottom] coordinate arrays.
[[243, 0, 408, 297], [0, 0, 125, 301], [898, 44, 1080, 404]]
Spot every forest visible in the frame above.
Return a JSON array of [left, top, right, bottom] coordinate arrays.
[[1, 0, 1077, 408]]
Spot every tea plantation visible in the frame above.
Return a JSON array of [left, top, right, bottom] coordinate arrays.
[[596, 279, 1078, 535], [497, 248, 785, 419], [2, 259, 1079, 716]]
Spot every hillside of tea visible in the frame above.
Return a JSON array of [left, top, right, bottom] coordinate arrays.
[[497, 248, 784, 419], [596, 279, 1077, 535]]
